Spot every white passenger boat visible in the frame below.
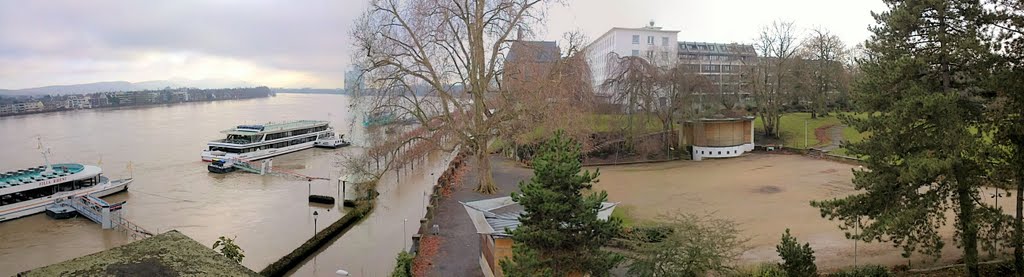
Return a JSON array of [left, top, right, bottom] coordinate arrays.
[[201, 120, 343, 162], [0, 163, 131, 222]]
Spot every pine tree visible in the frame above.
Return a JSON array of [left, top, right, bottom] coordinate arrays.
[[500, 130, 623, 276], [988, 0, 1024, 273], [811, 1, 994, 276]]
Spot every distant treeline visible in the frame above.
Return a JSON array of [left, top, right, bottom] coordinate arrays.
[[0, 87, 273, 116], [272, 88, 345, 95]]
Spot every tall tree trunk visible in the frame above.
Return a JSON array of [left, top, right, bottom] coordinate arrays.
[[1015, 152, 1024, 276], [957, 177, 980, 277], [474, 142, 497, 194]]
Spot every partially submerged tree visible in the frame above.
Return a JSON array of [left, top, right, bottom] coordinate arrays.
[[811, 1, 996, 275], [500, 131, 623, 276], [352, 0, 555, 194]]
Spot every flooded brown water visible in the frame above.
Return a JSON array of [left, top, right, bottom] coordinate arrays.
[[0, 94, 437, 275], [593, 153, 1013, 271]]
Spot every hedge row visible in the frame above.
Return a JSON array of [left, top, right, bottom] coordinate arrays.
[[259, 203, 373, 277]]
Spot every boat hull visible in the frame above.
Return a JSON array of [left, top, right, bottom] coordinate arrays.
[[207, 164, 236, 174], [201, 141, 316, 162], [314, 140, 351, 149], [0, 178, 131, 222]]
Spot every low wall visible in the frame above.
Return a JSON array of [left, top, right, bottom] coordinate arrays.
[[410, 149, 471, 253], [259, 203, 373, 277], [692, 143, 755, 161]]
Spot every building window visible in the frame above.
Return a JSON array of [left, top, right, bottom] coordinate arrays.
[[699, 45, 708, 50], [662, 51, 669, 58], [689, 44, 697, 49], [647, 36, 654, 45], [646, 50, 654, 59], [632, 35, 640, 44], [631, 49, 640, 56], [662, 37, 669, 46]]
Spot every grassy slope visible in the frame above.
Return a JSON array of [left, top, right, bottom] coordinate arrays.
[[753, 112, 844, 149]]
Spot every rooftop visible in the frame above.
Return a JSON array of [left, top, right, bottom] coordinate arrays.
[[21, 230, 259, 277], [506, 41, 559, 63], [463, 196, 617, 237]]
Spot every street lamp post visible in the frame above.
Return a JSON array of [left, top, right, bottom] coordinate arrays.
[[403, 218, 408, 250], [804, 120, 808, 149], [313, 211, 319, 236], [308, 178, 312, 196]]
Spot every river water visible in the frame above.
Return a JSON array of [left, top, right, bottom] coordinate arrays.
[[0, 94, 437, 276]]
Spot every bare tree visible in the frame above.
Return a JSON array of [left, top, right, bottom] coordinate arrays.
[[499, 30, 595, 154], [747, 20, 801, 138], [601, 52, 712, 157], [352, 0, 555, 194], [800, 27, 848, 118]]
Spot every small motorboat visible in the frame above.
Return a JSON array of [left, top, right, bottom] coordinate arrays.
[[314, 134, 351, 149], [207, 159, 236, 174], [45, 204, 77, 219]]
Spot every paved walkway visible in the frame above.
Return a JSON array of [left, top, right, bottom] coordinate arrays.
[[427, 155, 533, 277], [815, 124, 847, 152]]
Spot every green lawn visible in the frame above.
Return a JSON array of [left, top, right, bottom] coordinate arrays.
[[589, 114, 665, 133], [754, 112, 843, 149], [611, 204, 637, 227], [754, 112, 868, 151]]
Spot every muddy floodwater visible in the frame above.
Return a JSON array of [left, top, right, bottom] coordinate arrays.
[[593, 153, 1012, 271], [0, 94, 437, 276]]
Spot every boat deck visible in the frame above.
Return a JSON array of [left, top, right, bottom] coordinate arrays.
[[0, 163, 83, 188], [221, 120, 328, 135]]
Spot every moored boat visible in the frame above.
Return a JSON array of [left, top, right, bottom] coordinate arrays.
[[313, 133, 351, 149], [207, 159, 236, 174], [0, 163, 132, 222], [201, 120, 341, 162]]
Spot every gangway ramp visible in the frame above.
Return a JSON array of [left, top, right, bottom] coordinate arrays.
[[51, 195, 153, 239]]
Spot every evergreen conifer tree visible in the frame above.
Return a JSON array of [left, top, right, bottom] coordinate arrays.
[[500, 131, 623, 276], [812, 1, 994, 276]]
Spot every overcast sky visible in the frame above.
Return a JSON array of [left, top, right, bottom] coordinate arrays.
[[0, 0, 887, 90]]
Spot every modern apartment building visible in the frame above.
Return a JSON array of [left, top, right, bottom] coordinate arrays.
[[677, 41, 757, 104], [586, 22, 679, 95], [587, 24, 757, 106]]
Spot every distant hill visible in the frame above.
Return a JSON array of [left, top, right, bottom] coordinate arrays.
[[272, 88, 345, 95], [0, 78, 258, 96]]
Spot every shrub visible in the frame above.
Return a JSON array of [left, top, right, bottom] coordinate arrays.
[[211, 236, 244, 264], [777, 228, 817, 277], [732, 263, 786, 277], [827, 265, 892, 277], [391, 250, 414, 277]]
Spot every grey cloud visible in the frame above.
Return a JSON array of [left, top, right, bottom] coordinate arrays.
[[0, 0, 368, 88]]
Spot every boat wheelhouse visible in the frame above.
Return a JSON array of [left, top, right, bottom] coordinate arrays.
[[0, 163, 131, 222], [201, 120, 340, 162]]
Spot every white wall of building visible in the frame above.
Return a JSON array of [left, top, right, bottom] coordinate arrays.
[[587, 26, 679, 95]]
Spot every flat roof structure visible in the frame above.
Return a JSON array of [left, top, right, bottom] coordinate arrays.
[[21, 230, 259, 277]]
